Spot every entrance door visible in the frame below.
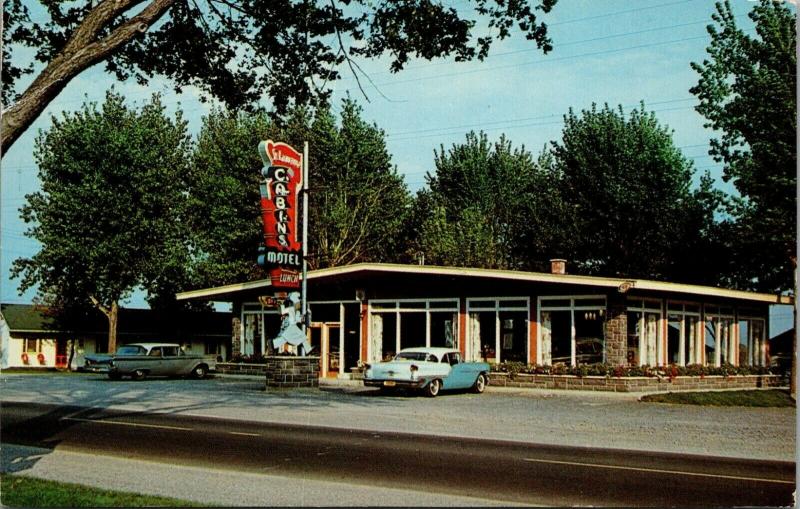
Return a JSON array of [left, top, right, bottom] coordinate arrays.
[[310, 322, 341, 377]]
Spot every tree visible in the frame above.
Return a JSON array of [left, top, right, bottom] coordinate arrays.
[[187, 99, 411, 287], [550, 103, 723, 282], [690, 0, 796, 293], [415, 131, 572, 269], [308, 100, 411, 268], [691, 0, 796, 399], [1, 0, 558, 153], [11, 91, 192, 352]]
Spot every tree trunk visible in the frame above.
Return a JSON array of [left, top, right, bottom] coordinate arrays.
[[108, 301, 119, 353], [0, 0, 176, 154], [90, 296, 120, 354], [67, 340, 75, 372]]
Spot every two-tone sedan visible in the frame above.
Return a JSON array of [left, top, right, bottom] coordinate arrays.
[[363, 347, 490, 397], [84, 343, 215, 381]]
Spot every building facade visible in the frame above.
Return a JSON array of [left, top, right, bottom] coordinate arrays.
[[177, 263, 790, 378], [0, 304, 232, 370]]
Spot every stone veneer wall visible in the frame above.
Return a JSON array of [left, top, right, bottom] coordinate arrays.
[[231, 317, 241, 358], [604, 294, 627, 366], [264, 356, 320, 388], [488, 373, 783, 392]]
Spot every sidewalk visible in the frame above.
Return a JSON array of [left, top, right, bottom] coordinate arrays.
[[1, 444, 523, 507]]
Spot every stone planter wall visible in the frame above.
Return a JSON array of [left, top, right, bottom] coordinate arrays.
[[216, 362, 268, 376], [487, 373, 783, 392], [264, 356, 320, 388]]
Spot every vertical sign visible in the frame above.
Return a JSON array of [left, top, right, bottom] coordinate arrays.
[[257, 140, 303, 289]]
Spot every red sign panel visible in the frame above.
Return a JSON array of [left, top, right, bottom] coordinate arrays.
[[257, 140, 303, 289]]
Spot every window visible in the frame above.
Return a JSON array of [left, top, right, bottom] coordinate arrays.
[[467, 297, 530, 363], [666, 303, 701, 366], [368, 300, 460, 361], [704, 307, 735, 367], [627, 300, 662, 366], [148, 348, 162, 357], [430, 314, 457, 348], [738, 317, 766, 366], [162, 346, 179, 357], [117, 345, 145, 355], [540, 297, 606, 366], [23, 339, 40, 353]]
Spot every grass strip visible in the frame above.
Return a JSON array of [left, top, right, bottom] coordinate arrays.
[[1, 474, 210, 507], [640, 389, 795, 407]]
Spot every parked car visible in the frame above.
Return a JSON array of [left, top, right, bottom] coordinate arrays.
[[363, 347, 490, 397], [84, 343, 215, 381]]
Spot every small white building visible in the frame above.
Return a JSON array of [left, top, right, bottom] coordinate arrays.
[[0, 303, 232, 370]]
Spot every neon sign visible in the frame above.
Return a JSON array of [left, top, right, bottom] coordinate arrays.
[[257, 140, 303, 289]]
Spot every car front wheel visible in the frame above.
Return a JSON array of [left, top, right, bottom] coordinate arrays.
[[424, 379, 441, 397], [132, 369, 146, 381], [472, 373, 487, 394], [192, 364, 208, 379]]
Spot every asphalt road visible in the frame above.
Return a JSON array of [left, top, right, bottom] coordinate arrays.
[[2, 401, 794, 507]]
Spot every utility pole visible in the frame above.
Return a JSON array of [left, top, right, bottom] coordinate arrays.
[[301, 141, 309, 332]]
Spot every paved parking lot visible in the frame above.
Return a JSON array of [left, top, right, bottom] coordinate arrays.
[[1, 372, 795, 461]]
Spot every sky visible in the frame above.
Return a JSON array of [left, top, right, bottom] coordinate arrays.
[[0, 0, 795, 333]]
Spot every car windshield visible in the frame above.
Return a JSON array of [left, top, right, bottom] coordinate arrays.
[[394, 352, 438, 362], [116, 345, 145, 355]]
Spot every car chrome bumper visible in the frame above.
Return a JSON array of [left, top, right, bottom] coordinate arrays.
[[363, 378, 427, 389], [84, 365, 111, 373]]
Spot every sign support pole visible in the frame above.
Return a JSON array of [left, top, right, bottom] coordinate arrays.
[[301, 141, 309, 333]]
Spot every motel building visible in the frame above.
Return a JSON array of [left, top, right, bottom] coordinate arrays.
[[176, 261, 791, 379]]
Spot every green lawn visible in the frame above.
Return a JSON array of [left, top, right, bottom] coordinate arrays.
[[641, 389, 795, 407], [0, 474, 209, 507]]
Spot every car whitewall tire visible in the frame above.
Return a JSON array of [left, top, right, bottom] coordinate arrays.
[[425, 379, 441, 397], [472, 373, 486, 394]]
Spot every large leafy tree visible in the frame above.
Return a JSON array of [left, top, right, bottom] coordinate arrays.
[[11, 91, 193, 352], [415, 131, 572, 269], [1, 0, 557, 153], [188, 99, 411, 287], [690, 0, 796, 293], [550, 103, 723, 282]]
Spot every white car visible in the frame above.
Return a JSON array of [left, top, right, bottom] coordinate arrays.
[[363, 347, 490, 397]]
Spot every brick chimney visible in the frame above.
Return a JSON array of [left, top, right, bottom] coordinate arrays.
[[549, 258, 566, 275]]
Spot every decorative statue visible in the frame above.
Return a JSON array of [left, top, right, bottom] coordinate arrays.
[[272, 292, 311, 356]]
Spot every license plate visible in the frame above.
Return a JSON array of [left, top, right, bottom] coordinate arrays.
[[383, 381, 396, 387]]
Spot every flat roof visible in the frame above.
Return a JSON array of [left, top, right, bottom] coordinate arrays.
[[175, 263, 793, 305]]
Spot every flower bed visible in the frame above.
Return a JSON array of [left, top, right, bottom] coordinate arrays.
[[486, 362, 782, 392]]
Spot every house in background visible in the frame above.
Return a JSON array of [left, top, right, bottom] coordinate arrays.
[[0, 303, 232, 370], [177, 262, 792, 379]]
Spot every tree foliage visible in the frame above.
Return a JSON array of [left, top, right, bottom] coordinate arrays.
[[188, 99, 411, 287], [1, 0, 558, 153], [690, 0, 796, 293], [415, 132, 571, 270], [11, 91, 193, 351], [549, 103, 723, 281]]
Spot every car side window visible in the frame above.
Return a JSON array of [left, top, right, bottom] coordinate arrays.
[[449, 353, 461, 365], [440, 353, 449, 364], [148, 348, 162, 357], [426, 354, 437, 362], [162, 347, 179, 357]]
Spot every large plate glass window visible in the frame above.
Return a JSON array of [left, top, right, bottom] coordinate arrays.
[[539, 296, 606, 366], [704, 307, 735, 367], [738, 315, 766, 366], [368, 300, 459, 362], [666, 302, 701, 366], [626, 299, 662, 366], [241, 305, 280, 357], [467, 298, 529, 363]]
